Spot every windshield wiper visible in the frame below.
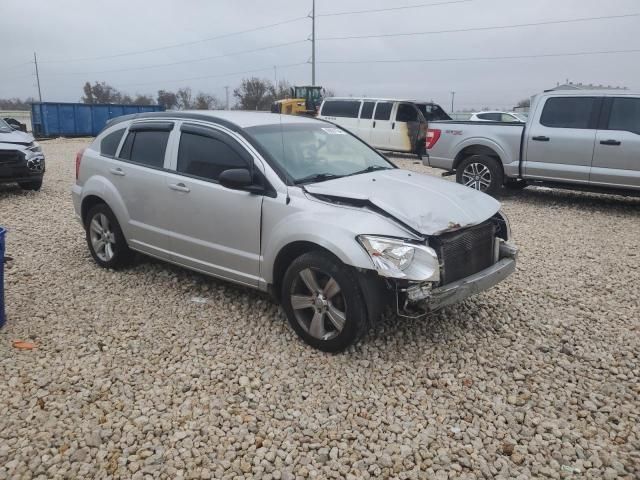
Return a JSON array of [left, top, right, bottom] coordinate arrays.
[[347, 165, 392, 177], [294, 173, 343, 185]]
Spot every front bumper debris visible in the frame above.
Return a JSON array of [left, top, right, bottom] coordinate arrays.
[[396, 241, 517, 316]]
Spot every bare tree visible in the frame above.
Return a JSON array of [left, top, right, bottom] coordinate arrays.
[[132, 94, 154, 105], [82, 81, 123, 104], [176, 87, 193, 110], [157, 90, 178, 109], [193, 92, 222, 110], [0, 97, 37, 110], [233, 77, 274, 111], [516, 98, 531, 108], [272, 80, 292, 101]]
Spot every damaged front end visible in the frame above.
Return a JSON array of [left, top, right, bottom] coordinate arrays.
[[357, 211, 518, 318]]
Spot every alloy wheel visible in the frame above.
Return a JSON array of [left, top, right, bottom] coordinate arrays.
[[462, 162, 492, 192], [89, 213, 116, 262], [290, 268, 347, 341]]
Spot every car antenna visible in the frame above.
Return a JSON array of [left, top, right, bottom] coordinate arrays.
[[279, 113, 291, 205]]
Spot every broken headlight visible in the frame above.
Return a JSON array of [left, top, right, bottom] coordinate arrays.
[[357, 235, 440, 282]]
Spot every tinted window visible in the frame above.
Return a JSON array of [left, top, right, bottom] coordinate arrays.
[[608, 98, 640, 134], [177, 132, 247, 181], [360, 101, 375, 119], [396, 104, 419, 122], [477, 113, 501, 121], [540, 97, 596, 129], [100, 128, 125, 157], [119, 130, 170, 168], [374, 102, 393, 120], [501, 114, 519, 122], [320, 100, 360, 118]]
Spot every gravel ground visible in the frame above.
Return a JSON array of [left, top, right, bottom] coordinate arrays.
[[0, 138, 638, 480]]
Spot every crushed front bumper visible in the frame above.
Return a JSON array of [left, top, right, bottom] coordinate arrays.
[[399, 242, 517, 315]]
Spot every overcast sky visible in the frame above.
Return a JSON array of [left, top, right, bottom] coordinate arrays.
[[2, 0, 639, 111]]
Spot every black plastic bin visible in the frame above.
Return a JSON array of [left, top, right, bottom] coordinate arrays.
[[0, 227, 5, 328]]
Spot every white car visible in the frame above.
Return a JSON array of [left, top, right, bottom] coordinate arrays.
[[469, 111, 527, 123]]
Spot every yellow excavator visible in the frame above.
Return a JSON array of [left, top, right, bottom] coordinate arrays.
[[271, 86, 324, 116]]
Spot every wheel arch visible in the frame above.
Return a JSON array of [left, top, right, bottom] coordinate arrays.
[[453, 144, 505, 173]]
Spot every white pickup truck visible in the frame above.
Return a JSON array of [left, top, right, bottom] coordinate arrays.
[[424, 90, 640, 195]]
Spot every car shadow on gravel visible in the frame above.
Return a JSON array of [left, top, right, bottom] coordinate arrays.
[[499, 186, 640, 211], [0, 184, 29, 198]]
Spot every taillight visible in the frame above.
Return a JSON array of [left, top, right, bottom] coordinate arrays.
[[426, 129, 441, 149], [75, 148, 86, 180]]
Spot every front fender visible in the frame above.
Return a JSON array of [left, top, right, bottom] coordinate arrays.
[[260, 197, 416, 284]]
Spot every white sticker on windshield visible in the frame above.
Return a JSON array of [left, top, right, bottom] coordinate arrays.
[[322, 127, 346, 135]]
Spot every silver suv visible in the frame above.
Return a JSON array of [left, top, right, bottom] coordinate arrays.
[[72, 111, 517, 352]]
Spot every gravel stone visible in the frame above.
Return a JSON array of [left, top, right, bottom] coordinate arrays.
[[0, 140, 638, 479]]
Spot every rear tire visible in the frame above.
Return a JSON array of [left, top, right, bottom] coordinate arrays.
[[456, 155, 503, 196], [281, 251, 369, 352], [85, 203, 134, 269], [19, 179, 42, 191]]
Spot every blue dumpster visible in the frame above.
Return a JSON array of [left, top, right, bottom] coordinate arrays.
[[31, 102, 166, 138], [0, 227, 5, 328]]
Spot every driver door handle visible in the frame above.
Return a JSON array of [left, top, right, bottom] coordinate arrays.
[[109, 167, 125, 176], [169, 182, 190, 193], [532, 136, 550, 142], [600, 139, 621, 146]]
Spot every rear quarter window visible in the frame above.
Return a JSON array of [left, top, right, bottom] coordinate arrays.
[[100, 128, 125, 157], [321, 100, 361, 118]]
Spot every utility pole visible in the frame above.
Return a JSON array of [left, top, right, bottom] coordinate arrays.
[[34, 52, 42, 102], [274, 65, 277, 89], [311, 0, 316, 86], [450, 91, 455, 113], [224, 86, 229, 110]]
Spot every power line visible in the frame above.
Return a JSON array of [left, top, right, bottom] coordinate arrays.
[[317, 0, 474, 17], [317, 48, 640, 65], [115, 61, 308, 89], [317, 12, 640, 40], [39, 16, 308, 64], [41, 40, 308, 76]]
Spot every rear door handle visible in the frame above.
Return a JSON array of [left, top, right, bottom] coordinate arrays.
[[532, 136, 550, 142], [109, 167, 125, 176], [169, 182, 190, 193], [392, 122, 395, 129], [373, 121, 376, 128], [600, 139, 621, 146]]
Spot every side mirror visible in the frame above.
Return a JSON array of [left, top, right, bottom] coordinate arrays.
[[219, 168, 253, 189]]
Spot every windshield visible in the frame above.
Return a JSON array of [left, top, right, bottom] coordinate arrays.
[[247, 123, 395, 184], [0, 119, 12, 133]]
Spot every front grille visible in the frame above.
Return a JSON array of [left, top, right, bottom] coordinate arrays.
[[0, 150, 21, 165], [433, 221, 496, 285]]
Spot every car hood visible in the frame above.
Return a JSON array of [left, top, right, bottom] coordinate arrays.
[[304, 169, 500, 235], [0, 129, 34, 147]]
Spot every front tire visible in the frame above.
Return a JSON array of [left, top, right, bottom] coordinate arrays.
[[281, 251, 369, 352], [85, 204, 134, 269], [456, 155, 503, 196]]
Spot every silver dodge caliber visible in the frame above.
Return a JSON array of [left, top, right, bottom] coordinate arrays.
[[73, 111, 517, 352]]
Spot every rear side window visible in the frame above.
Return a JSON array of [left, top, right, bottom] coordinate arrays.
[[374, 102, 393, 120], [100, 128, 125, 157], [360, 101, 375, 119], [540, 97, 596, 129], [477, 113, 501, 121], [396, 104, 419, 122], [607, 97, 640, 134], [321, 100, 361, 118], [177, 132, 248, 181], [119, 130, 170, 168]]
